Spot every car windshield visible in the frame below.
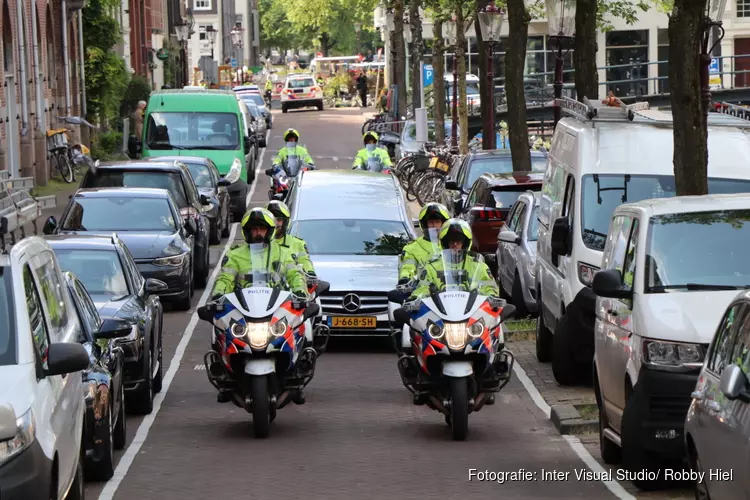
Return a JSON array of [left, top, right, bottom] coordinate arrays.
[[447, 84, 480, 96], [0, 271, 15, 366], [492, 189, 537, 209], [292, 219, 411, 255], [529, 206, 540, 241], [245, 103, 261, 118], [645, 210, 750, 292], [288, 78, 315, 88], [182, 162, 213, 188], [82, 170, 189, 207], [403, 122, 453, 142], [145, 111, 240, 150], [581, 174, 750, 251], [465, 157, 547, 188], [61, 197, 178, 232], [54, 249, 130, 299], [240, 94, 266, 108]]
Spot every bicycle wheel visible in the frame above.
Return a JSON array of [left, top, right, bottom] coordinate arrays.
[[416, 173, 445, 205], [54, 151, 74, 183]]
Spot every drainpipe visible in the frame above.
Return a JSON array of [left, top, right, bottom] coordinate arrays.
[[78, 11, 86, 119], [16, 0, 30, 134], [62, 0, 72, 115], [31, 0, 44, 131]]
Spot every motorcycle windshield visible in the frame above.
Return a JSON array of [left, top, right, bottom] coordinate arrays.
[[424, 228, 441, 261], [438, 249, 481, 292], [243, 243, 274, 287], [285, 154, 301, 176], [366, 155, 383, 172]]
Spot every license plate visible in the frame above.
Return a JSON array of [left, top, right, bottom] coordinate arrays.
[[328, 316, 377, 328], [429, 156, 449, 172]]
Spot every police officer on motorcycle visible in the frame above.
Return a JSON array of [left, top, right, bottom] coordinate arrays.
[[266, 200, 316, 277], [398, 202, 450, 285], [266, 128, 315, 178], [352, 131, 392, 171]]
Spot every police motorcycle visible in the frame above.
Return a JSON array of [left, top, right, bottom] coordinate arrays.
[[265, 154, 313, 201], [197, 244, 330, 438], [388, 250, 516, 440]]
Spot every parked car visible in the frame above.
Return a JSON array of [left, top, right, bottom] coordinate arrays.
[[0, 237, 90, 499], [536, 98, 750, 388], [286, 170, 417, 336], [455, 172, 542, 271], [496, 191, 540, 317], [237, 98, 260, 161], [244, 99, 268, 147], [281, 73, 323, 112], [237, 91, 273, 129], [592, 193, 750, 490], [144, 156, 231, 244], [77, 159, 211, 287], [45, 232, 167, 417], [442, 149, 547, 216], [44, 187, 195, 313], [686, 287, 750, 500], [61, 271, 132, 480]]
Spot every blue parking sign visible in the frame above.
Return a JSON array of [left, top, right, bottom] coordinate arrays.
[[423, 64, 434, 87], [709, 58, 720, 74], [230, 58, 238, 68]]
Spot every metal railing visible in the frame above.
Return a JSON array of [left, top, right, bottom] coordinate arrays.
[[0, 170, 57, 250]]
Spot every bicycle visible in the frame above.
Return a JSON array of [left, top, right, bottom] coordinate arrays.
[[46, 116, 97, 183]]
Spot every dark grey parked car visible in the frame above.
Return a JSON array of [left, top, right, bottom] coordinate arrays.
[[238, 92, 273, 129], [44, 187, 196, 311], [145, 156, 231, 244]]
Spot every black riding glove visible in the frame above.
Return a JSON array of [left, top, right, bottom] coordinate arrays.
[[397, 278, 410, 286]]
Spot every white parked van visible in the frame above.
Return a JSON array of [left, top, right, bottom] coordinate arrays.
[[535, 97, 750, 385], [592, 193, 750, 490]]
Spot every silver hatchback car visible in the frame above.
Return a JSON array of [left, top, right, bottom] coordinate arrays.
[[495, 191, 539, 317]]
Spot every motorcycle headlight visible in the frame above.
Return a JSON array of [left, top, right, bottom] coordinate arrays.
[[153, 253, 186, 267], [224, 158, 242, 184], [642, 339, 705, 370], [247, 322, 271, 349], [468, 320, 485, 338], [0, 408, 35, 468], [269, 318, 287, 337], [444, 323, 467, 350], [230, 323, 247, 338], [427, 321, 443, 339]]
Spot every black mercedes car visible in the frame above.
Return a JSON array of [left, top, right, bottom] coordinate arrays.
[[144, 156, 231, 244], [47, 233, 168, 418], [78, 159, 211, 288], [62, 271, 132, 480]]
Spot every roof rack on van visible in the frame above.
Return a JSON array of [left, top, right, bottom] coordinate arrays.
[[714, 102, 750, 122], [555, 96, 656, 122], [0, 170, 57, 253]]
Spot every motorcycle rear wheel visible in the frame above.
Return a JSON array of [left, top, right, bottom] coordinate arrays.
[[250, 375, 271, 438], [449, 377, 469, 441]]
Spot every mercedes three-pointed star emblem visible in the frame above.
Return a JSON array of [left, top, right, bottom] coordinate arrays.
[[342, 293, 361, 313]]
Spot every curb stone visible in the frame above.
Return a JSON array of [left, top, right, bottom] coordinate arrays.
[[550, 404, 599, 435]]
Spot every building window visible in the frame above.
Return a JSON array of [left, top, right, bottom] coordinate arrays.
[[605, 30, 649, 97], [199, 25, 207, 40], [738, 0, 750, 17], [657, 29, 668, 94], [194, 0, 211, 10]]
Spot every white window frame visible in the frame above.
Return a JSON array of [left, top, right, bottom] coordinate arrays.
[[194, 0, 211, 11], [739, 0, 750, 17]]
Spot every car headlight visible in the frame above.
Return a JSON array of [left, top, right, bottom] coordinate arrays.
[[578, 262, 599, 287], [247, 322, 271, 349], [468, 319, 485, 338], [0, 408, 35, 467], [642, 339, 705, 369], [153, 253, 187, 267], [224, 158, 242, 184], [427, 321, 444, 339], [444, 323, 467, 350], [230, 323, 247, 338], [270, 318, 287, 337]]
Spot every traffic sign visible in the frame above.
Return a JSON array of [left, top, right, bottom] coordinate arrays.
[[230, 58, 238, 68], [423, 64, 434, 87], [709, 58, 720, 74]]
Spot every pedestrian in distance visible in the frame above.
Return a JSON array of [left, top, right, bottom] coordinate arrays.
[[356, 71, 368, 107]]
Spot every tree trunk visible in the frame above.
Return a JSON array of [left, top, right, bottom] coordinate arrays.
[[410, 0, 422, 108], [573, 0, 598, 101], [433, 19, 446, 144], [474, 0, 489, 150], [506, 0, 531, 172], [669, 0, 708, 196], [456, 5, 468, 154], [388, 29, 397, 87], [394, 0, 408, 118]]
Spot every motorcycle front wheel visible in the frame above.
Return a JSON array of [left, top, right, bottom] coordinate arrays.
[[250, 375, 271, 438], [449, 377, 469, 441]]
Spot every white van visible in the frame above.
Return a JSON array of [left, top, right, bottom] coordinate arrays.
[[592, 193, 750, 489], [535, 97, 750, 385]]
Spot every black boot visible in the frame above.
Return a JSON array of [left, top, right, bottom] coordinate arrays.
[[217, 391, 232, 403]]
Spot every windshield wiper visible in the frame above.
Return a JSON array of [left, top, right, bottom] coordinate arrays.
[[649, 283, 749, 292], [185, 145, 234, 150]]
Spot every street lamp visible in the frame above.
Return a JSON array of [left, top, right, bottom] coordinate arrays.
[[545, 0, 575, 127], [206, 25, 217, 59], [702, 0, 727, 118], [174, 22, 189, 87], [477, 1, 505, 150], [354, 22, 362, 55], [444, 18, 458, 148]]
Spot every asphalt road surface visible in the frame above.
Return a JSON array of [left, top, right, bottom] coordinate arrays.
[[86, 107, 628, 500]]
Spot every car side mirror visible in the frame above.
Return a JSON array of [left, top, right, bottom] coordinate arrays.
[[393, 307, 411, 328], [244, 136, 252, 154], [454, 198, 464, 213], [500, 304, 516, 321], [200, 194, 211, 205], [550, 217, 572, 256], [303, 303, 320, 321], [445, 180, 459, 191], [184, 218, 198, 236], [592, 269, 633, 300], [95, 318, 133, 340], [145, 278, 169, 294], [720, 364, 750, 402], [498, 230, 520, 245], [43, 216, 58, 235], [44, 342, 90, 377], [217, 178, 231, 187]]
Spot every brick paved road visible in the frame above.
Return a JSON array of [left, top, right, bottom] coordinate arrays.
[[85, 108, 623, 500]]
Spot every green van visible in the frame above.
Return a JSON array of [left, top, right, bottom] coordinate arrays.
[[138, 89, 256, 221]]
